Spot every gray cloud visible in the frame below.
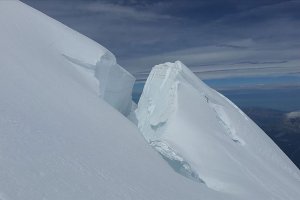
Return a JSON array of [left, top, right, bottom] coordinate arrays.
[[124, 37, 300, 80], [22, 0, 300, 80]]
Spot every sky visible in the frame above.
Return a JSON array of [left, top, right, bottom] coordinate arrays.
[[22, 0, 300, 88]]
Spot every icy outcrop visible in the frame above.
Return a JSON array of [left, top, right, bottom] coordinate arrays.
[[136, 61, 211, 140], [2, 1, 300, 199], [136, 61, 300, 199], [64, 51, 135, 116], [1, 0, 134, 116], [1, 2, 225, 200], [150, 140, 205, 184], [64, 52, 135, 116], [94, 52, 135, 116]]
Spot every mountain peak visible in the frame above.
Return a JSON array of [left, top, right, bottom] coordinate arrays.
[[136, 60, 300, 198]]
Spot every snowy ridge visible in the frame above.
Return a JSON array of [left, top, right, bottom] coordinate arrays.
[[1, 1, 300, 199], [0, 0, 134, 115], [1, 2, 234, 200], [136, 61, 300, 199]]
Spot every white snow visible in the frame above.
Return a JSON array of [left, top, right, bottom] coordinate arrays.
[[0, 0, 134, 115], [95, 52, 135, 116], [136, 61, 300, 199], [1, 1, 300, 199], [0, 1, 231, 200]]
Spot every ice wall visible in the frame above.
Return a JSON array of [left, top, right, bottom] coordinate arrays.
[[64, 51, 135, 116], [136, 61, 211, 141], [1, 0, 134, 116], [136, 61, 300, 199], [136, 61, 211, 185], [95, 52, 135, 116], [1, 2, 219, 200]]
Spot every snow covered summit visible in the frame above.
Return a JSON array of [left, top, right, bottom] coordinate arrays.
[[136, 61, 300, 199], [1, 1, 299, 200], [0, 1, 225, 199]]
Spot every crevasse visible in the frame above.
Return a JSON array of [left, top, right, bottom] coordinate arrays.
[[64, 50, 135, 116], [95, 52, 135, 116]]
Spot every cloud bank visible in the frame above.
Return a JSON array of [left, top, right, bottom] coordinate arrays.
[[22, 0, 300, 80]]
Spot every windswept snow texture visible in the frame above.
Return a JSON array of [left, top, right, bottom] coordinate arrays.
[[0, 0, 134, 116], [0, 1, 234, 200], [136, 61, 300, 199]]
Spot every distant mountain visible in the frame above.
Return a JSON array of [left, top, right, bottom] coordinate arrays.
[[285, 111, 300, 131]]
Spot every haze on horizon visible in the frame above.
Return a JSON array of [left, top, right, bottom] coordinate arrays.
[[22, 0, 300, 89]]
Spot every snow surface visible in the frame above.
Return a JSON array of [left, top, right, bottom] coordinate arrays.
[[0, 0, 134, 116], [136, 61, 300, 199], [0, 1, 232, 200], [1, 1, 300, 199]]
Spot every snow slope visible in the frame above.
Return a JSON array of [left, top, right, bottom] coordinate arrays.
[[1, 1, 299, 199], [136, 61, 300, 199], [0, 0, 134, 116], [0, 1, 234, 200]]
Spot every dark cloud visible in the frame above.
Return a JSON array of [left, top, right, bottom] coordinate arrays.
[[21, 0, 300, 80]]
